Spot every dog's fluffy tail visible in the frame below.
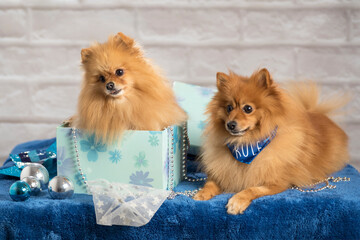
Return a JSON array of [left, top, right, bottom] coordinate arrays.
[[285, 81, 350, 115]]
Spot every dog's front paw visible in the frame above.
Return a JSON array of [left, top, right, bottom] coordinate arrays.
[[193, 190, 215, 201], [226, 195, 251, 215]]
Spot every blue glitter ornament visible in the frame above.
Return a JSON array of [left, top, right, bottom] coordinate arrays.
[[9, 181, 31, 201]]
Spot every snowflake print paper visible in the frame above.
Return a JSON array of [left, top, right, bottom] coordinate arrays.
[[109, 149, 122, 164]]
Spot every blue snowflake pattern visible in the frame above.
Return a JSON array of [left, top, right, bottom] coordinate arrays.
[[129, 171, 154, 187], [109, 149, 122, 164], [148, 135, 159, 147], [198, 120, 206, 130], [79, 134, 107, 162], [134, 151, 148, 168]]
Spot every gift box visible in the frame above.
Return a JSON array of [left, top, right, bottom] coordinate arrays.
[[56, 125, 185, 193], [173, 82, 215, 154]]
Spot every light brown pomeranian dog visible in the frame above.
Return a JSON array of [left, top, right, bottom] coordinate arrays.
[[194, 68, 349, 214], [73, 32, 187, 143]]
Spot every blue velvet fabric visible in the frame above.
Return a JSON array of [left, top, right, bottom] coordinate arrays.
[[0, 139, 359, 240]]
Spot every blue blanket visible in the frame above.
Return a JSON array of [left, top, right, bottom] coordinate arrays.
[[0, 139, 359, 240]]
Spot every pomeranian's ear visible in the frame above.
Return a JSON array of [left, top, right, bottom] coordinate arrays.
[[81, 48, 92, 63], [114, 32, 135, 47], [216, 72, 230, 90], [255, 68, 273, 88]]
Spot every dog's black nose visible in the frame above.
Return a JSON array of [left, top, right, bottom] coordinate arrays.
[[227, 121, 237, 131], [106, 82, 115, 90]]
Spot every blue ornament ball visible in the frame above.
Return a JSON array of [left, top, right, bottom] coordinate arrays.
[[9, 181, 31, 201]]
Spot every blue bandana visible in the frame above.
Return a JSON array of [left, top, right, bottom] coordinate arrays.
[[227, 127, 278, 164]]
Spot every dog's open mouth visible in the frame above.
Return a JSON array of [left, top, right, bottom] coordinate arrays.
[[109, 89, 122, 96], [229, 127, 249, 136]]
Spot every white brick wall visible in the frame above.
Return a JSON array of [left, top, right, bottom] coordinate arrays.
[[0, 0, 359, 170]]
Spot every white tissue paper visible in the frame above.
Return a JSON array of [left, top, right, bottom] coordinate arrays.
[[88, 179, 170, 227]]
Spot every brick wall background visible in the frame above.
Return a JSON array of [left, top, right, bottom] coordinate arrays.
[[0, 0, 359, 169]]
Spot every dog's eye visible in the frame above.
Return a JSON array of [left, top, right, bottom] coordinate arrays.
[[226, 105, 233, 113], [99, 75, 106, 83], [115, 69, 124, 76], [243, 105, 253, 114]]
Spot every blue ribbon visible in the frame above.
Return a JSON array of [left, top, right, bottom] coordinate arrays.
[[227, 127, 278, 164]]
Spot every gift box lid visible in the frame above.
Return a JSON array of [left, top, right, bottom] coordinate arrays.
[[173, 81, 215, 154]]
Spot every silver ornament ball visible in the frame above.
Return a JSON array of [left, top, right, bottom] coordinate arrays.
[[20, 163, 49, 189], [48, 176, 74, 199], [22, 176, 41, 195]]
